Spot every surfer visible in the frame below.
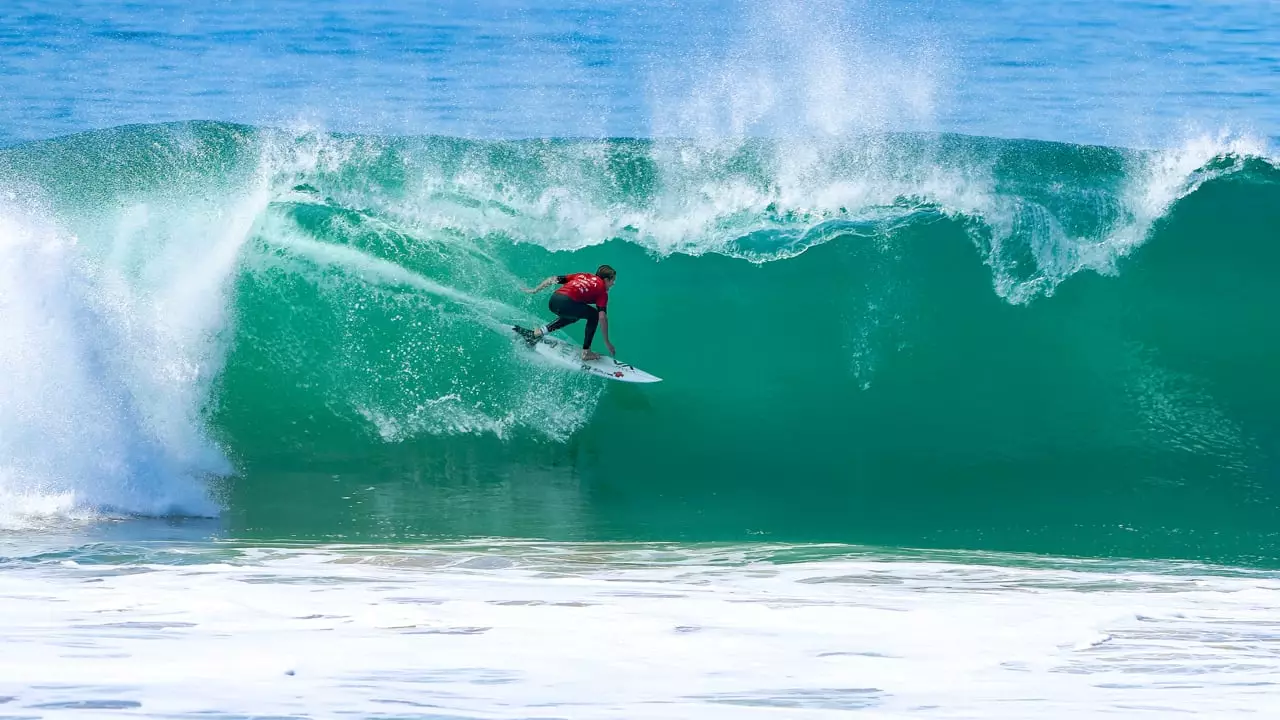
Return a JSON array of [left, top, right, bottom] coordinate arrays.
[[515, 265, 616, 361]]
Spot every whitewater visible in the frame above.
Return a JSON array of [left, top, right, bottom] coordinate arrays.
[[3, 538, 1280, 718]]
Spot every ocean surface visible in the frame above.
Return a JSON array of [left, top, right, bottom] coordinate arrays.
[[1, 0, 1278, 717]]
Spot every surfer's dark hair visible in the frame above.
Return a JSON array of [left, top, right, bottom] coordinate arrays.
[[596, 265, 616, 280]]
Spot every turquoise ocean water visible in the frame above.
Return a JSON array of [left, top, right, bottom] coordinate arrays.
[[1, 1, 1278, 717]]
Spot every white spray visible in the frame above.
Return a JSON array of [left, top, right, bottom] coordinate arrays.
[[0, 134, 275, 528]]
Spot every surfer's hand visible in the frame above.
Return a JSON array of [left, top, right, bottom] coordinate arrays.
[[606, 342, 616, 356]]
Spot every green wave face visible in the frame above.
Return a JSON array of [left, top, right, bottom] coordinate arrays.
[[2, 122, 1277, 563]]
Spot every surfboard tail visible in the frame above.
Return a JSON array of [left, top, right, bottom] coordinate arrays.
[[512, 325, 539, 346]]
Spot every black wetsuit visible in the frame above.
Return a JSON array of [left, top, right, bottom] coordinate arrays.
[[544, 292, 602, 349]]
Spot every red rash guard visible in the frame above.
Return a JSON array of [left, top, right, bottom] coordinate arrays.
[[554, 273, 609, 311]]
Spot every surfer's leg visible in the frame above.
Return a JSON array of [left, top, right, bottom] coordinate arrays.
[[543, 315, 579, 334], [518, 295, 591, 345], [581, 311, 599, 349], [539, 295, 594, 340]]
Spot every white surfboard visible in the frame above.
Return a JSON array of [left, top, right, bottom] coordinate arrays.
[[515, 327, 662, 383]]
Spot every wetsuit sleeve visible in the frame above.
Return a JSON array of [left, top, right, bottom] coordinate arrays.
[[555, 275, 569, 284], [595, 291, 608, 311]]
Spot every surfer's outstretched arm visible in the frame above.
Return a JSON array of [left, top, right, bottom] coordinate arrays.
[[523, 276, 556, 294]]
